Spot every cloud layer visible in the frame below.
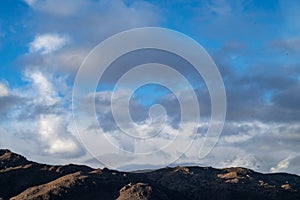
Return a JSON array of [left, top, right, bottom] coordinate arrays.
[[0, 0, 299, 174]]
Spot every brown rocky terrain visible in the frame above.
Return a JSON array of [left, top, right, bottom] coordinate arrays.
[[0, 149, 299, 200]]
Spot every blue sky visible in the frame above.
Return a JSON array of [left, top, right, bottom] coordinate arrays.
[[0, 0, 300, 174]]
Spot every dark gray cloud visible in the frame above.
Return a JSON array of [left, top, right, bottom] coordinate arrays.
[[273, 84, 300, 111], [0, 95, 23, 118], [208, 38, 300, 123]]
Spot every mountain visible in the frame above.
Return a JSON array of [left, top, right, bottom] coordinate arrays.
[[0, 149, 299, 200]]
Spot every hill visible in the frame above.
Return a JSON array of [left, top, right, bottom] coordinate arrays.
[[0, 149, 299, 200]]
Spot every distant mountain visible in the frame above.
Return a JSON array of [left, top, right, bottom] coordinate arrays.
[[0, 149, 299, 200]]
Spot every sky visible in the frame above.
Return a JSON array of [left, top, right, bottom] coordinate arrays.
[[0, 0, 300, 174]]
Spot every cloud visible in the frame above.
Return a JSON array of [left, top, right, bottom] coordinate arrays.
[[23, 0, 37, 6], [71, 59, 300, 171], [5, 0, 163, 165], [29, 33, 69, 55], [24, 0, 88, 16], [19, 0, 162, 75], [23, 70, 83, 156], [271, 156, 292, 173], [24, 70, 59, 106], [279, 0, 300, 33], [0, 82, 9, 97], [224, 133, 252, 144], [189, 0, 276, 43], [209, 38, 300, 124], [2, 0, 300, 174], [0, 70, 84, 159], [0, 95, 22, 118], [0, 82, 23, 118], [218, 153, 261, 170], [2, 68, 298, 172], [271, 37, 300, 53], [38, 114, 81, 155]]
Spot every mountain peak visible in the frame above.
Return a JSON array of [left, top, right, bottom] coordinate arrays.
[[0, 149, 30, 170]]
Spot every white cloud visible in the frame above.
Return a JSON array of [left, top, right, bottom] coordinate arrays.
[[218, 153, 260, 170], [38, 114, 80, 155], [23, 0, 37, 6], [29, 33, 69, 55], [25, 70, 82, 156], [24, 70, 59, 106], [0, 69, 83, 159], [0, 82, 9, 97], [271, 156, 292, 173], [224, 133, 252, 143]]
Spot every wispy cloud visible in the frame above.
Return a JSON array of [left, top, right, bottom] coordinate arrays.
[[29, 33, 70, 55]]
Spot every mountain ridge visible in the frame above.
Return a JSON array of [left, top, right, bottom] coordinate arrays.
[[0, 149, 299, 200]]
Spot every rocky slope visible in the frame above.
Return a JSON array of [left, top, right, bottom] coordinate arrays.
[[0, 149, 299, 200]]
